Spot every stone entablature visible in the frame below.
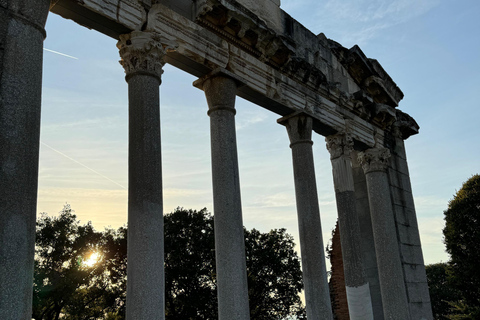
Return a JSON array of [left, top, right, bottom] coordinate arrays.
[[50, 0, 414, 150]]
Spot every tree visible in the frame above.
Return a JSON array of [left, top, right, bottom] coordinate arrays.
[[34, 206, 305, 319], [164, 207, 305, 320], [245, 228, 305, 320], [425, 263, 459, 320], [443, 174, 480, 317], [164, 208, 217, 319], [33, 204, 126, 320]]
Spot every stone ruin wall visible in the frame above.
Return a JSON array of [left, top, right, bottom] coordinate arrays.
[[1, 0, 433, 318]]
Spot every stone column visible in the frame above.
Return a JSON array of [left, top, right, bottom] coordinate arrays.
[[193, 68, 250, 320], [326, 134, 374, 320], [118, 31, 174, 320], [278, 113, 333, 320], [0, 1, 50, 319], [358, 148, 411, 320]]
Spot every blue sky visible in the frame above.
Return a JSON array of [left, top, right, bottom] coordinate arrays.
[[39, 0, 480, 266]]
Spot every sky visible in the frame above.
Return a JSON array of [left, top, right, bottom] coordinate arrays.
[[39, 0, 480, 267]]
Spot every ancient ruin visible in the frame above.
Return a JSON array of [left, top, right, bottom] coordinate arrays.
[[1, 0, 432, 319]]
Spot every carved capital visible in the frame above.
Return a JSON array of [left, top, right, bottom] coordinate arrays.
[[117, 31, 177, 81], [278, 112, 313, 147], [325, 134, 354, 160], [357, 148, 391, 174]]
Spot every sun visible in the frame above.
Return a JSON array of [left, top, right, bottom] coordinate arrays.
[[83, 252, 101, 267]]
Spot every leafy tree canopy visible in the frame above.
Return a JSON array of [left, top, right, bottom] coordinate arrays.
[[33, 206, 305, 320], [427, 174, 480, 319], [425, 263, 459, 320], [33, 204, 126, 320], [443, 174, 480, 314]]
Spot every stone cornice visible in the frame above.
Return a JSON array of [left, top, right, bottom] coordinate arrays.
[[358, 148, 391, 174], [117, 30, 177, 81], [194, 0, 295, 67], [393, 110, 420, 140], [328, 42, 404, 107]]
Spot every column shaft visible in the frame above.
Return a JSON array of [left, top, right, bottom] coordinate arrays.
[[326, 135, 374, 320], [0, 1, 49, 319], [118, 31, 167, 320], [196, 70, 250, 320], [279, 114, 333, 320], [359, 148, 410, 320]]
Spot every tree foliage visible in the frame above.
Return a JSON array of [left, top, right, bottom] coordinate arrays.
[[425, 263, 459, 320], [443, 174, 480, 317], [164, 207, 305, 320], [164, 208, 217, 319], [427, 175, 480, 319], [33, 204, 126, 320], [32, 204, 124, 320], [33, 206, 305, 319], [245, 228, 304, 319]]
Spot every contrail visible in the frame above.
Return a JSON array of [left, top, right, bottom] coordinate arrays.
[[40, 141, 127, 190], [43, 48, 78, 60]]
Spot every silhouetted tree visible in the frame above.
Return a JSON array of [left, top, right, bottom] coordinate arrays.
[[164, 208, 217, 319], [33, 204, 126, 320], [443, 174, 480, 318], [164, 207, 305, 320], [33, 206, 305, 319], [425, 263, 459, 320]]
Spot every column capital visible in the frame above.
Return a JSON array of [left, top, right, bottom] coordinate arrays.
[[358, 147, 391, 174], [193, 68, 246, 90], [117, 31, 177, 82], [278, 112, 313, 147], [4, 0, 50, 38], [193, 68, 245, 116], [325, 133, 354, 160]]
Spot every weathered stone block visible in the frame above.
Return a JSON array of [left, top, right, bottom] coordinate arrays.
[[388, 168, 401, 188], [393, 204, 408, 225], [406, 282, 431, 303], [397, 223, 422, 246], [403, 263, 428, 283], [390, 185, 405, 206], [82, 0, 145, 30], [236, 0, 282, 33], [400, 173, 413, 192], [400, 244, 424, 264], [403, 191, 416, 210], [409, 301, 434, 320], [395, 157, 410, 175], [393, 138, 408, 160]]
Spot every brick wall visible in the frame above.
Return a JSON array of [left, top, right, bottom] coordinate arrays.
[[329, 221, 350, 320]]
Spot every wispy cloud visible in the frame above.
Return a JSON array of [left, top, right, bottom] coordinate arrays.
[[43, 48, 78, 60], [236, 112, 268, 130], [252, 192, 296, 208], [315, 0, 441, 46]]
